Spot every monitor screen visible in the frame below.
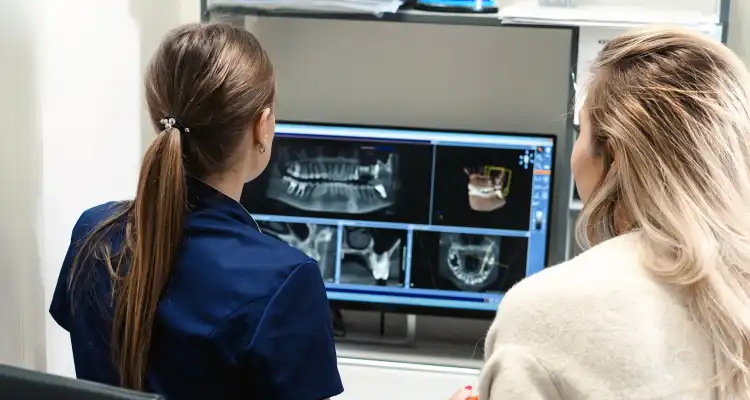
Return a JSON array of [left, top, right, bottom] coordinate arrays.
[[241, 122, 554, 314]]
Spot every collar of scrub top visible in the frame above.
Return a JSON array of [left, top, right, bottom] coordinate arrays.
[[186, 175, 262, 233]]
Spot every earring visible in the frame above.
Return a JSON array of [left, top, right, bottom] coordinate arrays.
[[258, 144, 266, 154]]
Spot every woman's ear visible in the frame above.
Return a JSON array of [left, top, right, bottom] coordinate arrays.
[[253, 108, 275, 148]]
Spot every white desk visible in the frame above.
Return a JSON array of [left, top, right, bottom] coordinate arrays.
[[334, 342, 483, 399]]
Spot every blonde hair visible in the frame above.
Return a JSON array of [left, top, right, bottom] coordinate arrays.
[[577, 26, 750, 397]]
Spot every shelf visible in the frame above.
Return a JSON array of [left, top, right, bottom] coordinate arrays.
[[500, 1, 723, 29], [206, 1, 727, 35], [206, 3, 512, 27]]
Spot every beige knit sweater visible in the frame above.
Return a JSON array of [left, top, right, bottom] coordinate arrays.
[[478, 232, 717, 400]]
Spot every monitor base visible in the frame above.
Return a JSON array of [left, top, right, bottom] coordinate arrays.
[[336, 313, 418, 346]]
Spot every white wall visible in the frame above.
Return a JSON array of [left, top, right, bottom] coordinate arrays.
[[131, 0, 202, 151], [728, 0, 749, 65], [38, 0, 141, 377], [0, 0, 199, 378], [0, 1, 45, 372]]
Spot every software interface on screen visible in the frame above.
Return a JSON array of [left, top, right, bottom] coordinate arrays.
[[241, 123, 554, 312]]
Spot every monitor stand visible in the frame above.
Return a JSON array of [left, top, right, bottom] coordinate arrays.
[[335, 312, 418, 346]]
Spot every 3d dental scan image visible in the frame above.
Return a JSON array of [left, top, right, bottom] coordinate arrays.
[[431, 145, 534, 231], [464, 166, 511, 212], [243, 135, 433, 224], [409, 231, 529, 293], [257, 221, 337, 282], [339, 227, 406, 287]]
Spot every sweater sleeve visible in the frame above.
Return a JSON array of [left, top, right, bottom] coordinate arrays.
[[478, 276, 563, 400], [479, 345, 561, 400]]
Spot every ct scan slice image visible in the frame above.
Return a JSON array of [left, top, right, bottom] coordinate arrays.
[[438, 233, 504, 292], [258, 221, 337, 281], [339, 226, 405, 287]]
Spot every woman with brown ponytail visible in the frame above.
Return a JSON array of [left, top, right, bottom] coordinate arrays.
[[49, 23, 343, 399]]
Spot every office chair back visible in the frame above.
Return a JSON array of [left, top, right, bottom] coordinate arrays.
[[0, 364, 163, 400]]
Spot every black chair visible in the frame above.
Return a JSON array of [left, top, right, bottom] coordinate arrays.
[[0, 364, 163, 400]]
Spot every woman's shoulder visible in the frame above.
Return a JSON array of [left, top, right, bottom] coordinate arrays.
[[171, 216, 318, 322], [71, 201, 129, 240], [481, 232, 714, 399], [488, 232, 653, 340], [508, 232, 645, 301], [180, 218, 313, 274], [484, 231, 683, 358]]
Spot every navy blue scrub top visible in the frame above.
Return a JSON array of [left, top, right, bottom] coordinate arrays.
[[49, 177, 343, 399]]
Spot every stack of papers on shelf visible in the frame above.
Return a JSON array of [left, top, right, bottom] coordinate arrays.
[[207, 0, 404, 15], [499, 0, 720, 29]]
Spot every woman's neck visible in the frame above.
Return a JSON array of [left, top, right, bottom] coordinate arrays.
[[203, 171, 245, 202]]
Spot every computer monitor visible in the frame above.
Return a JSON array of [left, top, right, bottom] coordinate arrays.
[[0, 364, 163, 400], [241, 122, 555, 317]]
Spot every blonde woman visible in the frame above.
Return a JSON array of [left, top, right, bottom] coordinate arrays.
[[476, 27, 750, 399]]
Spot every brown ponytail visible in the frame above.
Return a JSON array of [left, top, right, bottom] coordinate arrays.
[[113, 126, 186, 389], [69, 22, 275, 391]]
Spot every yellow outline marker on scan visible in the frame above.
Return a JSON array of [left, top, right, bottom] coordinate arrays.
[[467, 166, 511, 212], [482, 166, 512, 198]]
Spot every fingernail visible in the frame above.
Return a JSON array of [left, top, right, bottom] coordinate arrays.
[[465, 385, 473, 390]]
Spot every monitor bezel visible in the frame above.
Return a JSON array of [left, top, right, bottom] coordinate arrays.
[[270, 120, 557, 320]]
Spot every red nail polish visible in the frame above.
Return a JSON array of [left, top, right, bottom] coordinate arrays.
[[465, 385, 473, 390]]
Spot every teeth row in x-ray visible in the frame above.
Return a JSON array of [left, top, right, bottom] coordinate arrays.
[[280, 176, 388, 200], [266, 147, 398, 214], [284, 157, 387, 182]]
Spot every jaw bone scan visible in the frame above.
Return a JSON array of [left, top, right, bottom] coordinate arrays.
[[438, 233, 504, 292], [266, 146, 399, 214], [464, 166, 511, 212], [258, 221, 337, 280], [340, 227, 403, 286]]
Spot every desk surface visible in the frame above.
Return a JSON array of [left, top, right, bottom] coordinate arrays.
[[336, 340, 484, 369]]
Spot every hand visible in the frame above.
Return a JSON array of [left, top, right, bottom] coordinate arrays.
[[449, 386, 474, 400]]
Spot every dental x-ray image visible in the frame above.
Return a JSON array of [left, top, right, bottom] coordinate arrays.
[[431, 145, 534, 231], [440, 233, 502, 291], [257, 221, 337, 282], [409, 231, 529, 293], [267, 146, 398, 214], [339, 227, 406, 287], [242, 135, 434, 224]]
